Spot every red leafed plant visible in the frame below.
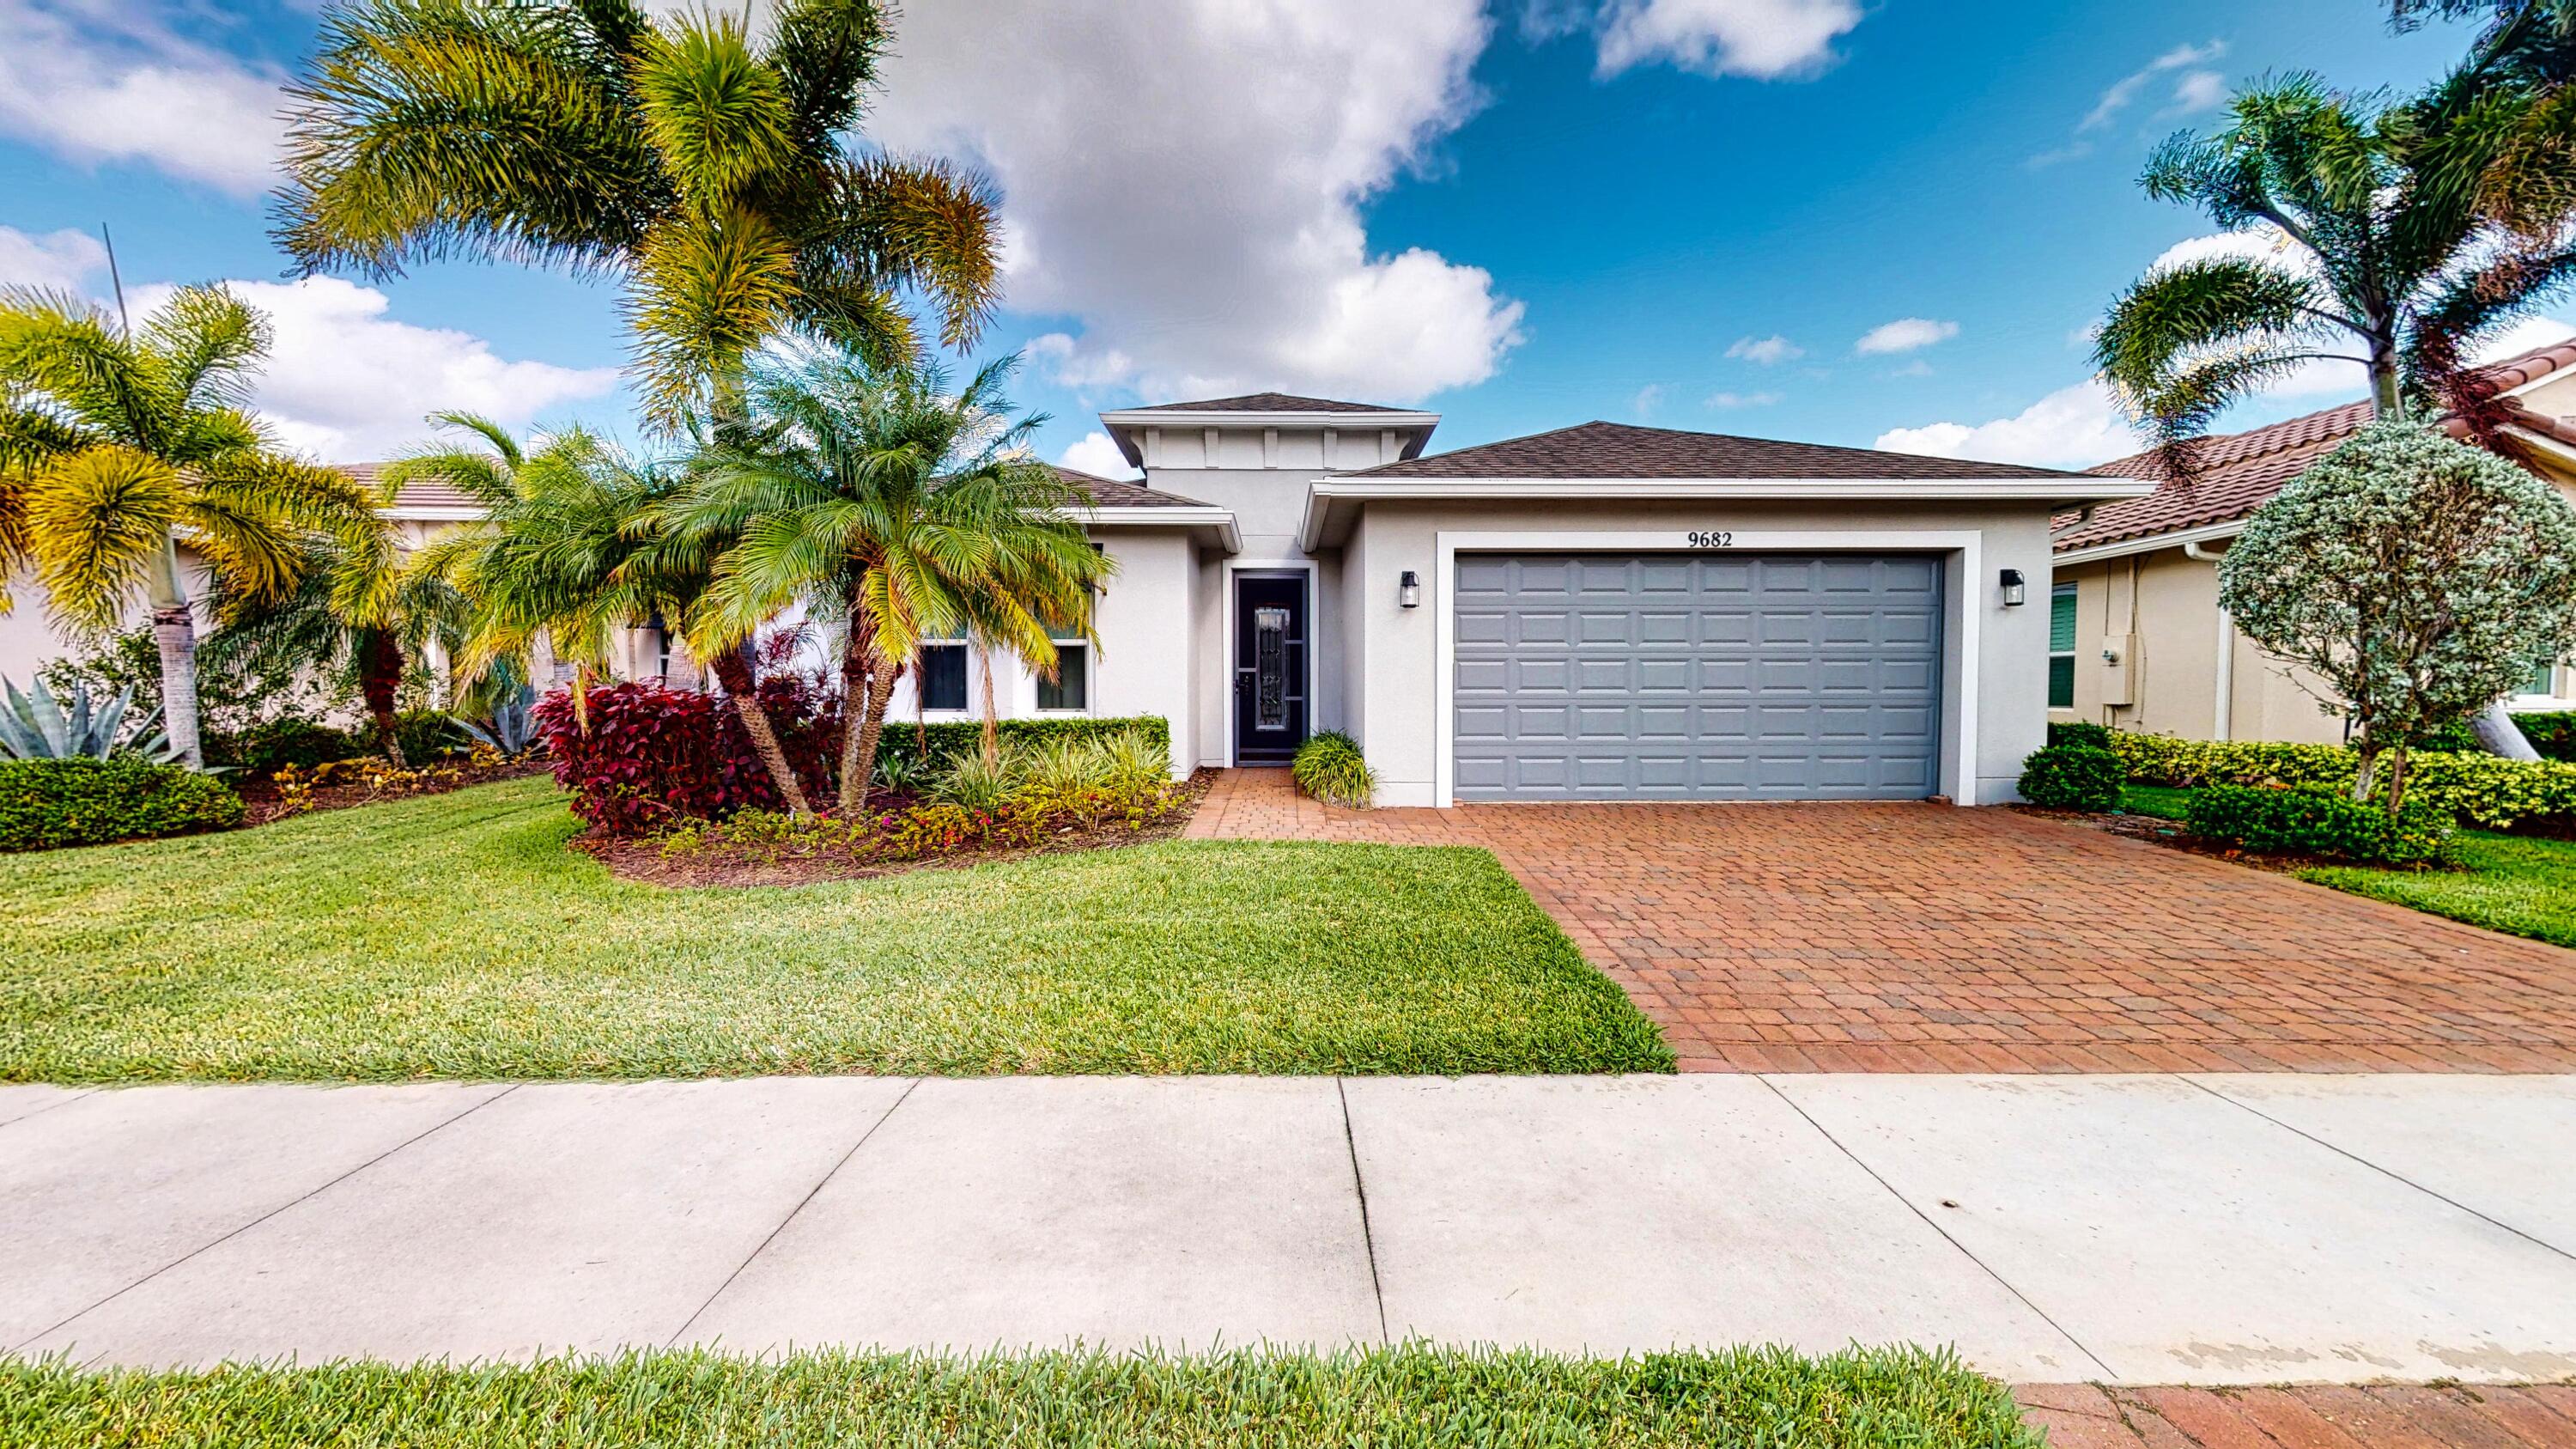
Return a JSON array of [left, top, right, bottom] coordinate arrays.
[[536, 679, 841, 834]]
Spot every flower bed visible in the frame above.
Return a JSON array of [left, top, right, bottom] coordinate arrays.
[[236, 747, 547, 825]]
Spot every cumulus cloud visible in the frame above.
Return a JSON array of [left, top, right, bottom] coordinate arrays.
[[0, 226, 110, 292], [1704, 389, 1781, 409], [0, 2, 289, 195], [1726, 334, 1801, 366], [1854, 318, 1959, 356], [1875, 381, 2130, 469], [1630, 383, 1666, 417], [1534, 0, 1863, 81], [869, 0, 1522, 405], [1057, 430, 1139, 481]]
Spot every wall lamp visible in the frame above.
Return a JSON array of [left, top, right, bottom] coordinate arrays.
[[1999, 568, 2027, 607], [1399, 570, 1421, 609]]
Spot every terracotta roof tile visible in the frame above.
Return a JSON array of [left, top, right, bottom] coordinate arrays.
[[1123, 392, 1413, 414], [1340, 419, 2093, 481], [2055, 338, 2576, 553]]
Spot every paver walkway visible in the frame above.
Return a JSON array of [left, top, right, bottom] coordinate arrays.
[[1187, 769, 2576, 1073], [2014, 1381, 2576, 1448], [6, 1073, 2574, 1392]]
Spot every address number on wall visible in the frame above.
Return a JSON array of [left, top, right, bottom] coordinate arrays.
[[1686, 530, 1735, 548]]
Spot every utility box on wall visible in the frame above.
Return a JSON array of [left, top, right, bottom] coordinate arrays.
[[2099, 634, 2136, 707]]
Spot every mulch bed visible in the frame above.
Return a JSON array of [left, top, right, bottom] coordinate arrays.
[[234, 759, 551, 827], [577, 768, 1221, 888]]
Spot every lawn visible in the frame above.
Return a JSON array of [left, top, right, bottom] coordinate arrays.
[[0, 777, 1671, 1082], [0, 1344, 2036, 1449], [2118, 784, 2576, 950]]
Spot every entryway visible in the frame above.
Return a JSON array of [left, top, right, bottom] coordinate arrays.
[[1231, 572, 1309, 765]]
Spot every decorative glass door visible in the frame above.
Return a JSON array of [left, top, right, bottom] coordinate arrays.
[[1254, 606, 1290, 730], [1232, 575, 1309, 764]]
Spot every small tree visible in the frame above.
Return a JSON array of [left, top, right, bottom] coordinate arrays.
[[2219, 420, 2576, 808]]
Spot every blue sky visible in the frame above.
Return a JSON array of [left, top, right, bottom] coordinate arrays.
[[0, 0, 2544, 475]]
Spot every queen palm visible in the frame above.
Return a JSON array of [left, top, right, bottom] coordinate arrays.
[[682, 351, 1108, 817], [276, 0, 999, 431], [2094, 72, 2576, 755], [0, 285, 376, 765]]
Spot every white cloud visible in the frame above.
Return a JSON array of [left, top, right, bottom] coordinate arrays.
[[1854, 318, 1959, 356], [0, 2, 289, 195], [1056, 430, 1139, 480], [1631, 383, 1666, 416], [2474, 314, 2576, 364], [870, 0, 1522, 405], [1704, 389, 1782, 409], [1726, 333, 1801, 366], [110, 277, 619, 460], [0, 225, 110, 292], [2080, 40, 2226, 133], [1875, 381, 2131, 469], [1583, 0, 1865, 81], [2164, 70, 2229, 118]]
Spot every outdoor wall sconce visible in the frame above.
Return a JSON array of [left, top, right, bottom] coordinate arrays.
[[1399, 570, 1421, 608], [1999, 568, 2027, 607]]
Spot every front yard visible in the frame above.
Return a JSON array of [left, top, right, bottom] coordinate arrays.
[[2114, 785, 2576, 950], [0, 776, 1671, 1082]]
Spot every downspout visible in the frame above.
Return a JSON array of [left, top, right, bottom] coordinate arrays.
[[2184, 540, 2232, 742]]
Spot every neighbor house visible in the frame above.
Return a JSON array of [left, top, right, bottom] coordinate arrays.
[[888, 393, 2143, 806], [2050, 340, 2576, 745]]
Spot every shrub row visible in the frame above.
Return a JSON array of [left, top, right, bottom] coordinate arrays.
[[885, 716, 1174, 773], [2184, 783, 2455, 867], [2018, 744, 2124, 811], [2106, 732, 2576, 831], [0, 758, 244, 851]]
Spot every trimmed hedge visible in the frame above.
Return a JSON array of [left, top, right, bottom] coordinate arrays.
[[2045, 720, 2114, 752], [2018, 744, 2124, 811], [2185, 783, 2455, 866], [0, 758, 244, 851], [2513, 711, 2576, 762], [882, 716, 1173, 773], [2106, 731, 2576, 831]]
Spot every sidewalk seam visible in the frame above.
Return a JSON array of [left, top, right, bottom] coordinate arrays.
[[1755, 1075, 2120, 1382], [1336, 1077, 1391, 1346], [11, 1081, 520, 1355], [2182, 1076, 2576, 1263], [0, 1088, 99, 1134], [665, 1076, 922, 1349]]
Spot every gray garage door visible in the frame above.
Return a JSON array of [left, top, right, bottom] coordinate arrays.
[[1453, 553, 1943, 801]]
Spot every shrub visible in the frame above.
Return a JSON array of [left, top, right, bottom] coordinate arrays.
[[2105, 731, 2576, 831], [2016, 744, 2125, 811], [394, 709, 467, 764], [2045, 720, 2113, 752], [928, 749, 1018, 813], [536, 679, 841, 834], [2185, 783, 2455, 866], [2512, 711, 2576, 763], [229, 717, 365, 776], [0, 758, 244, 851], [1291, 730, 1376, 808], [870, 716, 1172, 779]]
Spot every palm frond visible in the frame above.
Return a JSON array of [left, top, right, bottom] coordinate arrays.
[[633, 14, 798, 211], [142, 285, 272, 416], [25, 447, 185, 629]]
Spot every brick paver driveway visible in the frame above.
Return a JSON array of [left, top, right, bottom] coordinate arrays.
[[1187, 770, 2576, 1072]]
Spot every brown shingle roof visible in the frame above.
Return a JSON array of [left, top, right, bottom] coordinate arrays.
[[1051, 465, 1212, 508], [1123, 392, 1413, 414], [1338, 419, 2093, 481], [2056, 338, 2576, 553]]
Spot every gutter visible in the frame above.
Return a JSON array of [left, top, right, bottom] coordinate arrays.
[[2183, 538, 2233, 742]]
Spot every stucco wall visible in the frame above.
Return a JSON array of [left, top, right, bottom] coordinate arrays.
[[1339, 498, 2063, 807]]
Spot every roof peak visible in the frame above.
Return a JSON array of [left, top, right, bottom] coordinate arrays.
[[1336, 416, 2093, 481], [1120, 392, 1418, 415]]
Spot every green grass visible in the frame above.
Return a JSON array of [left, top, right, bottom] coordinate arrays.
[[0, 1344, 2038, 1449], [2116, 784, 2193, 821], [0, 777, 1671, 1082]]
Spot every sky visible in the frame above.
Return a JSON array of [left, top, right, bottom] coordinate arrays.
[[0, 0, 2560, 479]]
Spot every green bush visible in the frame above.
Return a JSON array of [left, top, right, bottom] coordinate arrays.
[[2045, 720, 2113, 752], [2106, 731, 2576, 831], [2017, 744, 2125, 811], [2512, 710, 2576, 762], [1291, 730, 1376, 808], [873, 716, 1170, 775], [227, 717, 365, 776], [2185, 783, 2455, 866], [0, 758, 244, 851], [395, 709, 468, 763]]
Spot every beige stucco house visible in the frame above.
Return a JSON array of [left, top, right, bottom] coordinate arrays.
[[2050, 340, 2576, 746]]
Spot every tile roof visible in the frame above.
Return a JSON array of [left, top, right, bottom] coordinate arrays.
[[1336, 419, 2093, 481], [1121, 392, 1414, 414], [2057, 337, 2576, 552], [1052, 465, 1212, 508]]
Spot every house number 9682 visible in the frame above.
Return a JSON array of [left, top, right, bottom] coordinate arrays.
[[1686, 530, 1734, 548]]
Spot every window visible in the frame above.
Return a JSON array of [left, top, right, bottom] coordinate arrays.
[[918, 642, 968, 712], [2048, 581, 2079, 709], [2522, 652, 2561, 700], [1037, 642, 1088, 711]]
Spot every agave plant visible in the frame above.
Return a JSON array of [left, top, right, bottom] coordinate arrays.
[[0, 676, 179, 764], [453, 679, 539, 757]]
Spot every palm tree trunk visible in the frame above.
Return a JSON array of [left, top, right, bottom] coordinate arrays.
[[145, 539, 203, 769], [975, 638, 999, 767], [360, 629, 406, 766], [708, 648, 811, 819], [843, 667, 898, 818]]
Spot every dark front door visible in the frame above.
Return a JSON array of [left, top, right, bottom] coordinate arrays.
[[1233, 574, 1309, 764]]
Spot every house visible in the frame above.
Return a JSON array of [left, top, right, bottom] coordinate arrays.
[[2050, 340, 2576, 745], [892, 393, 2143, 806]]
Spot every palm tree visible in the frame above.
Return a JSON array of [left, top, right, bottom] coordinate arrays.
[[2094, 71, 2576, 757], [0, 285, 376, 765], [679, 351, 1109, 817], [276, 0, 1000, 432], [397, 413, 816, 813]]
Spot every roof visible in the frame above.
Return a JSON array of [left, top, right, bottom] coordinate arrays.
[[1337, 419, 2094, 481], [2057, 338, 2576, 554], [1120, 392, 1412, 414], [1049, 465, 1212, 508]]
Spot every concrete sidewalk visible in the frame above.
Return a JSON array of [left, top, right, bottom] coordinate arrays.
[[4, 1074, 2573, 1385]]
